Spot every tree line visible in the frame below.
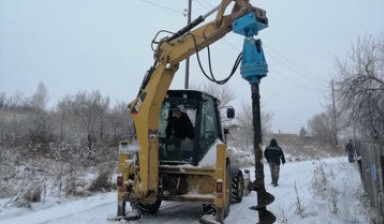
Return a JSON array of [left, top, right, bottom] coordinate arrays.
[[0, 83, 133, 151]]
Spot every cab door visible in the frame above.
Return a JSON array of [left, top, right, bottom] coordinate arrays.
[[196, 97, 222, 163]]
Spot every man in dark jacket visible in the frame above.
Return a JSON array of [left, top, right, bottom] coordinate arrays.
[[165, 107, 194, 140], [345, 139, 355, 163], [264, 138, 285, 186], [165, 107, 194, 161]]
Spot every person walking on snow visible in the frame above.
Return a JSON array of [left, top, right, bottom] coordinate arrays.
[[264, 139, 285, 186], [345, 139, 355, 163]]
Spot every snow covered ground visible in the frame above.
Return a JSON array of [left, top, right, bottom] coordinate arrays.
[[0, 157, 371, 224]]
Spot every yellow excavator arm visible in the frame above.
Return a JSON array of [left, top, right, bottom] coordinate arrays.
[[126, 0, 267, 200]]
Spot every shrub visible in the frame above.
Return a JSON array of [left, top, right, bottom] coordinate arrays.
[[87, 163, 116, 192]]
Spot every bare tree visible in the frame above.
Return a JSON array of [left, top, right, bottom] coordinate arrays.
[[0, 93, 6, 108], [107, 102, 133, 143], [309, 109, 334, 145], [28, 111, 52, 145], [236, 102, 273, 146], [98, 97, 110, 141], [297, 127, 309, 149], [25, 83, 51, 144], [56, 96, 75, 143], [6, 92, 25, 109], [0, 89, 52, 146], [299, 127, 307, 138], [335, 35, 384, 139], [72, 90, 109, 150], [29, 82, 48, 110], [193, 82, 235, 107]]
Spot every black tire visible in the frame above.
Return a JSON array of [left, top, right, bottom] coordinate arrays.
[[231, 169, 244, 203], [131, 199, 162, 214], [224, 163, 232, 217]]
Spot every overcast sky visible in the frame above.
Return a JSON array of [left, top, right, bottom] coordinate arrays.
[[1, 0, 383, 134]]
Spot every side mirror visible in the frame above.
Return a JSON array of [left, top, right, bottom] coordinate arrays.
[[226, 107, 235, 119]]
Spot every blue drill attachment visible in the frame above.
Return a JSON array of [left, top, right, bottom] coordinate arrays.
[[233, 12, 268, 84]]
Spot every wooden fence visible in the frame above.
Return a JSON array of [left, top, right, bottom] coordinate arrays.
[[355, 140, 384, 224]]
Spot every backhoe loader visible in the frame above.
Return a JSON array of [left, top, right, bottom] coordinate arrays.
[[112, 0, 271, 223]]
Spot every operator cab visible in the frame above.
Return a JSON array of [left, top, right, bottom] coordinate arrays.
[[158, 90, 234, 166]]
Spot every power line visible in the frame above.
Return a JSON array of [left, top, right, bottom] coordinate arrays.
[[269, 68, 327, 93], [266, 51, 330, 90], [138, 0, 185, 16], [264, 43, 330, 86], [196, 0, 213, 10]]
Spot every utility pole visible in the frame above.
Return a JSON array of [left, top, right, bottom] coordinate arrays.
[[331, 79, 338, 146], [184, 0, 192, 89]]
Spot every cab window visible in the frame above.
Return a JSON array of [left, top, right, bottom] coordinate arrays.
[[198, 98, 219, 161]]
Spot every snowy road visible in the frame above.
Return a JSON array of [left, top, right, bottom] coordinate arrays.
[[0, 157, 371, 224]]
